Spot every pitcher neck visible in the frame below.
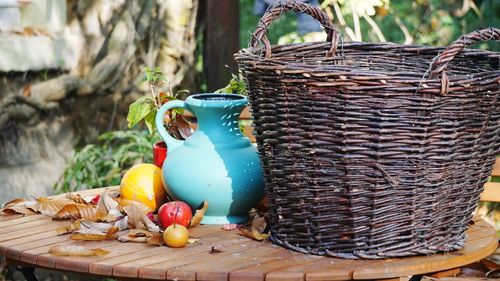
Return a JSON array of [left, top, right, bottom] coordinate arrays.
[[192, 105, 245, 136]]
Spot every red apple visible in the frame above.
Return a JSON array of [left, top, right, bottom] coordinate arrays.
[[157, 201, 192, 228]]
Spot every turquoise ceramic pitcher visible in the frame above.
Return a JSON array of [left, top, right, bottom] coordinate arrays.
[[155, 93, 265, 224]]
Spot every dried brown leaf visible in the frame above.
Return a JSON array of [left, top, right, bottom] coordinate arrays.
[[79, 221, 116, 233], [189, 200, 208, 228], [251, 214, 267, 234], [66, 193, 88, 204], [36, 197, 51, 203], [70, 233, 109, 241], [123, 205, 159, 233], [49, 245, 109, 256], [238, 209, 269, 241], [117, 199, 152, 214], [238, 226, 269, 241], [53, 204, 116, 222], [105, 226, 119, 237], [1, 199, 37, 215], [70, 226, 118, 241], [118, 234, 147, 243], [96, 190, 121, 217], [53, 204, 87, 220], [2, 198, 26, 208], [1, 205, 37, 216], [56, 220, 81, 235], [146, 233, 164, 246], [128, 229, 153, 238], [118, 229, 155, 243], [173, 115, 193, 139], [210, 244, 226, 253], [33, 199, 75, 217], [483, 257, 500, 270], [113, 216, 129, 230]]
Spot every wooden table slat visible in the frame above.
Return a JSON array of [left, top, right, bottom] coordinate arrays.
[[0, 187, 497, 281], [0, 214, 26, 222], [190, 247, 289, 281], [134, 234, 258, 279], [229, 252, 327, 281], [165, 243, 286, 281], [0, 219, 66, 243], [0, 214, 47, 228], [351, 221, 497, 280], [112, 236, 240, 278], [99, 230, 225, 277]]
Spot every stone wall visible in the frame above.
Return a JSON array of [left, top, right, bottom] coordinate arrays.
[[0, 72, 132, 200]]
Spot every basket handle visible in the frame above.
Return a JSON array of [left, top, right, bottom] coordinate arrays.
[[249, 1, 340, 58], [428, 27, 500, 95]]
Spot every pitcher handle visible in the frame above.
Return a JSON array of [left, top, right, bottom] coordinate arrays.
[[155, 100, 190, 152]]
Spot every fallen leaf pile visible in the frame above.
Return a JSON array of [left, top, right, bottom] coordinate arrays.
[[1, 188, 271, 258], [1, 188, 210, 257]]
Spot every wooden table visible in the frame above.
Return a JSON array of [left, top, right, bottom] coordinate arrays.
[[0, 188, 497, 281]]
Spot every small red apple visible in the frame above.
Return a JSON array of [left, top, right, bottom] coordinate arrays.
[[157, 201, 192, 228]]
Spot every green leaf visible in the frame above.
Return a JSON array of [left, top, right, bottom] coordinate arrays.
[[144, 110, 157, 134], [127, 97, 154, 128]]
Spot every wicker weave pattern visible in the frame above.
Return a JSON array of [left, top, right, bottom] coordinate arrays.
[[235, 2, 500, 259]]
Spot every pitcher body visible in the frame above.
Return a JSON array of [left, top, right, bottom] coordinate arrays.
[[156, 93, 265, 224]]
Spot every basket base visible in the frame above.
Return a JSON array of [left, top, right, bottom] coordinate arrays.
[[200, 214, 249, 224], [269, 234, 466, 259]]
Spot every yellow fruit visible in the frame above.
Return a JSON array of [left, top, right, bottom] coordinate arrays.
[[163, 224, 189, 248], [120, 163, 167, 211]]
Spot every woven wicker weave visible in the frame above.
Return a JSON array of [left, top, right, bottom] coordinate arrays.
[[235, 1, 500, 259]]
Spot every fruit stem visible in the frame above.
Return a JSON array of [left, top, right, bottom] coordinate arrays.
[[174, 206, 180, 228]]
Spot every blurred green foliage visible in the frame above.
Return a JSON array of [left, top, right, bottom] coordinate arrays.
[[240, 0, 499, 50], [239, 0, 298, 48], [54, 131, 157, 192]]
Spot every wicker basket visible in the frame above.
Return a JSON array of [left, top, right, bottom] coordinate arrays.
[[235, 1, 500, 259]]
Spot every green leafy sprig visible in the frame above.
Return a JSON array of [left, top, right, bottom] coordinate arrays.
[[127, 67, 191, 137]]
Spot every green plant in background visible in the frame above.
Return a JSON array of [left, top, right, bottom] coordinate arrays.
[[215, 74, 247, 96], [127, 67, 190, 135], [54, 130, 157, 192], [240, 0, 499, 51], [239, 0, 297, 48]]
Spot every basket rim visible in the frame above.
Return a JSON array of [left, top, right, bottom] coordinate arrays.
[[235, 41, 500, 80], [237, 41, 499, 61]]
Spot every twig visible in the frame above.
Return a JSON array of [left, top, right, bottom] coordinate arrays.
[[362, 14, 386, 42]]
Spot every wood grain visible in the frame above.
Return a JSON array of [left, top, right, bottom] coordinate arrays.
[[351, 221, 497, 280], [136, 233, 254, 280], [0, 214, 25, 222], [0, 187, 497, 281], [0, 214, 46, 228], [93, 226, 223, 277]]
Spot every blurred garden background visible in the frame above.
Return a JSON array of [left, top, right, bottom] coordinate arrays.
[[0, 0, 499, 279]]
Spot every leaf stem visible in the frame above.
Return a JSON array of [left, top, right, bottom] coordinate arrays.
[[149, 84, 159, 109]]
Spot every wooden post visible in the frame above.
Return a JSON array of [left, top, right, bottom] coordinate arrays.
[[204, 0, 239, 92]]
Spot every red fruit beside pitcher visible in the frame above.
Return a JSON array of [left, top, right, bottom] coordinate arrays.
[[157, 201, 192, 228]]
